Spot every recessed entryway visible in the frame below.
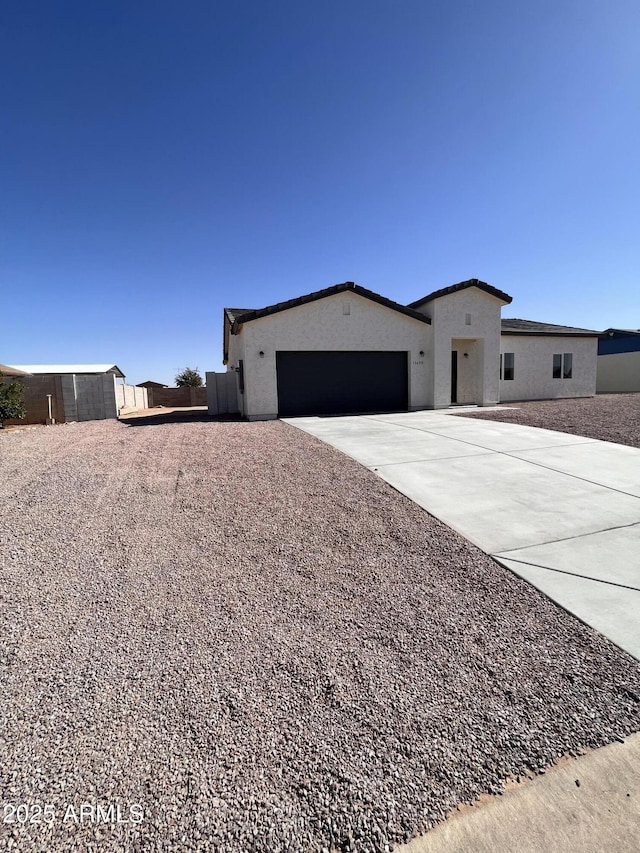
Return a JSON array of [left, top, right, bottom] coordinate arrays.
[[451, 338, 482, 406]]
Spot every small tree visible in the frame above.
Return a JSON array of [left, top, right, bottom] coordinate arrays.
[[175, 367, 203, 387], [0, 374, 26, 427]]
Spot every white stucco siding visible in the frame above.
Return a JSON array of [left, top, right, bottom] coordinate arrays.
[[225, 324, 246, 416], [500, 336, 597, 401], [235, 292, 431, 419], [596, 351, 640, 393], [422, 289, 503, 407], [226, 324, 245, 369]]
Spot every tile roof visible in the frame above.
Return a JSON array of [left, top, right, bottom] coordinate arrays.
[[224, 308, 256, 326], [9, 364, 126, 378], [501, 319, 600, 336], [408, 278, 512, 307], [224, 282, 432, 331]]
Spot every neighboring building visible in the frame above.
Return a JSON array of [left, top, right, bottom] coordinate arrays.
[[11, 364, 126, 379], [136, 380, 168, 389], [208, 279, 601, 420], [0, 364, 30, 378], [597, 328, 640, 393], [5, 364, 147, 423]]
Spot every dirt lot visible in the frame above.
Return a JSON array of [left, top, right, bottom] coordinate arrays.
[[455, 393, 640, 448], [1, 417, 639, 852]]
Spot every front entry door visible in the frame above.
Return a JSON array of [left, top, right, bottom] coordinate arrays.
[[451, 350, 458, 404]]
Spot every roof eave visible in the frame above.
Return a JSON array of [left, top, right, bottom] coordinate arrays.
[[409, 279, 513, 308], [228, 282, 431, 330], [501, 330, 599, 337]]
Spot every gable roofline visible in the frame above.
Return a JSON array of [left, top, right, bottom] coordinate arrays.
[[224, 282, 432, 334], [224, 308, 255, 326], [408, 278, 512, 308], [501, 319, 600, 337]]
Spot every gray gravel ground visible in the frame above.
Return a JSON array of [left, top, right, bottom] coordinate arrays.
[[455, 393, 640, 448], [1, 417, 639, 853]]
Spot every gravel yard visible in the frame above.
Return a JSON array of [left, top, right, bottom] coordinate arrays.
[[454, 393, 640, 448], [1, 418, 639, 853]]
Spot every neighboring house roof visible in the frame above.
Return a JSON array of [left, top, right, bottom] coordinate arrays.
[[501, 319, 600, 336], [9, 364, 126, 378], [136, 380, 168, 388], [598, 328, 640, 355], [599, 328, 640, 337], [225, 282, 433, 333], [0, 363, 30, 377], [408, 278, 513, 308]]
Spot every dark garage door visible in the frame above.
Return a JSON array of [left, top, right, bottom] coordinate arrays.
[[276, 351, 408, 417]]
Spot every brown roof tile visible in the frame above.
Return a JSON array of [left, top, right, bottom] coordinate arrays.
[[408, 278, 512, 307], [501, 319, 600, 336], [224, 282, 432, 332]]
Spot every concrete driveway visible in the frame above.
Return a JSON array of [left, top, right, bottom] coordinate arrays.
[[286, 410, 640, 660]]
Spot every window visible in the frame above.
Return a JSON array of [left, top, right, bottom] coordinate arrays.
[[500, 352, 514, 381], [553, 353, 572, 379]]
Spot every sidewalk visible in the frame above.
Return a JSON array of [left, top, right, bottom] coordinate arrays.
[[396, 733, 640, 853]]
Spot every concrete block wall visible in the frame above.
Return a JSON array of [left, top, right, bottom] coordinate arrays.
[[116, 383, 149, 412], [3, 372, 130, 425], [74, 374, 118, 421], [148, 386, 207, 407], [1, 375, 65, 425], [61, 375, 78, 421]]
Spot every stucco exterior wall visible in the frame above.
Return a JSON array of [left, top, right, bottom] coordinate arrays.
[[596, 351, 640, 393], [499, 336, 597, 401], [225, 324, 246, 416], [418, 289, 503, 407], [233, 292, 432, 419]]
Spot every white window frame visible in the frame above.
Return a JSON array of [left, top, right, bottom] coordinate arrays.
[[553, 353, 573, 379]]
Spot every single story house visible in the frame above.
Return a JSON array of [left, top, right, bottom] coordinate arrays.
[[596, 328, 640, 394], [208, 279, 600, 420], [136, 380, 168, 389]]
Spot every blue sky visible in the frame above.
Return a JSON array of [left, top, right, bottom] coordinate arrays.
[[2, 0, 639, 384]]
